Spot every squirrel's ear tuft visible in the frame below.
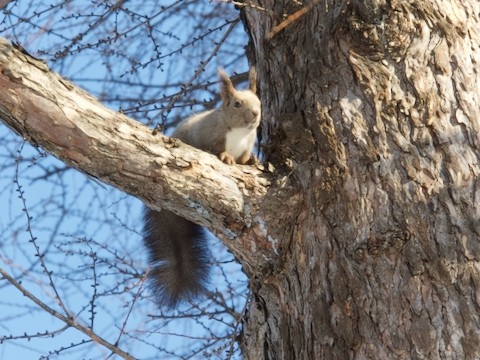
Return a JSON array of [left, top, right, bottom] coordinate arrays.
[[218, 68, 235, 105], [248, 66, 257, 94]]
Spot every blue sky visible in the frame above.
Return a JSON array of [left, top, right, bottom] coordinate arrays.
[[0, 1, 250, 358]]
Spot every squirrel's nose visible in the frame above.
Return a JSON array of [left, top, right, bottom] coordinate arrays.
[[252, 109, 259, 118]]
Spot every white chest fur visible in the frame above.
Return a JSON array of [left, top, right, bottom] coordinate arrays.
[[225, 127, 253, 160]]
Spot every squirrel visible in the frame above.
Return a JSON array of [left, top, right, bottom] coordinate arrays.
[[143, 69, 261, 308]]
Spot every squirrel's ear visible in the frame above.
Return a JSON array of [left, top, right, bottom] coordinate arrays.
[[218, 68, 235, 105], [248, 66, 257, 94]]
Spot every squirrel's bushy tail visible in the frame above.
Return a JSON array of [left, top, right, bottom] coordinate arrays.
[[143, 207, 210, 308]]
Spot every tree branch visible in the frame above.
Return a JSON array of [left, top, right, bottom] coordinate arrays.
[[0, 266, 135, 360], [0, 38, 268, 243]]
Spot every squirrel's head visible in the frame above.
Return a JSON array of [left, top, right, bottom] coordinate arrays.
[[218, 68, 261, 130]]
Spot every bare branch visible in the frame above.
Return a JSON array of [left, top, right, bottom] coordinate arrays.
[[0, 38, 268, 241], [0, 266, 135, 360]]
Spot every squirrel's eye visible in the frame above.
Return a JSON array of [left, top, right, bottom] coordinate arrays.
[[234, 101, 242, 108]]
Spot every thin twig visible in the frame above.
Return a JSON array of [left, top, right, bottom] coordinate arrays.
[[215, 0, 268, 12], [267, 0, 321, 40], [0, 267, 136, 360], [153, 18, 240, 133]]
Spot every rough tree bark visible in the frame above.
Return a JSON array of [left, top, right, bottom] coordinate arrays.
[[1, 0, 480, 359], [240, 0, 480, 359]]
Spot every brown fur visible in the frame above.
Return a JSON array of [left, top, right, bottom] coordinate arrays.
[[143, 69, 261, 307]]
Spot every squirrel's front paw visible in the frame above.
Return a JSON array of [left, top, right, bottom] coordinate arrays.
[[218, 151, 236, 165], [247, 154, 259, 166]]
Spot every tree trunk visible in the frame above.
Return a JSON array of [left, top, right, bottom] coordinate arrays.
[[241, 0, 480, 359], [1, 0, 480, 359]]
